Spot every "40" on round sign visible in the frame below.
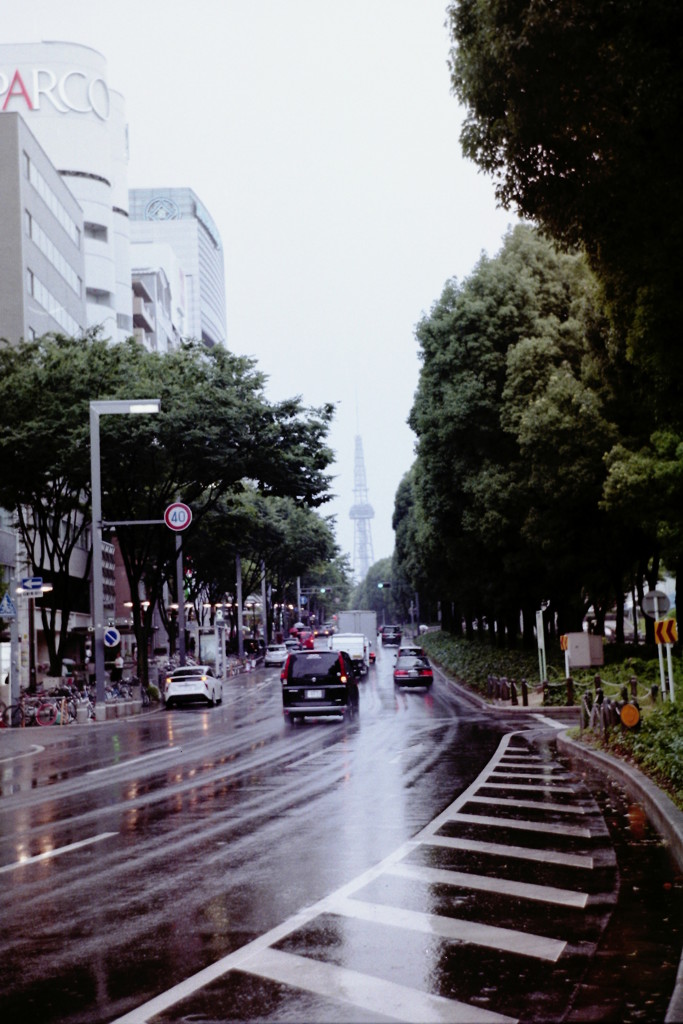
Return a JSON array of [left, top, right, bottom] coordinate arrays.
[[164, 502, 192, 532]]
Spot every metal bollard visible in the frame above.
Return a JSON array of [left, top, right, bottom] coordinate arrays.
[[566, 676, 574, 706], [521, 678, 528, 706], [510, 679, 518, 706]]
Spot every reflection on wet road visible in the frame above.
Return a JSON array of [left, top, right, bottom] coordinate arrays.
[[0, 643, 680, 1023]]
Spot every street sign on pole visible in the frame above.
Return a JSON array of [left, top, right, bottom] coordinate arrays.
[[20, 576, 43, 592], [104, 627, 121, 648], [164, 502, 192, 531], [0, 593, 17, 618], [642, 589, 670, 618]]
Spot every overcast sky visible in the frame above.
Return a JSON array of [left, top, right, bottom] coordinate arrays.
[[5, 1, 514, 572]]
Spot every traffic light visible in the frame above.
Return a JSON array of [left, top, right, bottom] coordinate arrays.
[[377, 581, 391, 589]]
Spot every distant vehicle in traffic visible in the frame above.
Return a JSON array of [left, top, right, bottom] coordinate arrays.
[[164, 665, 222, 709], [280, 650, 359, 723], [381, 625, 402, 646], [264, 643, 288, 666], [328, 632, 370, 676], [393, 654, 433, 689], [396, 643, 425, 660]]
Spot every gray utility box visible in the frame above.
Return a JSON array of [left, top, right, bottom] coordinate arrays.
[[567, 632, 604, 668]]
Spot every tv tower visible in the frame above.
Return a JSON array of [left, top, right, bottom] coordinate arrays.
[[349, 434, 375, 581]]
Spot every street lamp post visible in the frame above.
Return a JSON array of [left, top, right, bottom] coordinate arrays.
[[90, 399, 160, 707]]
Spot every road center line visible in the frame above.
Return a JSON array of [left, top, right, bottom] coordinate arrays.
[[0, 832, 118, 874]]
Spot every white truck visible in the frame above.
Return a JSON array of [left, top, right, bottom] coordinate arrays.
[[328, 632, 370, 677], [337, 610, 377, 640]]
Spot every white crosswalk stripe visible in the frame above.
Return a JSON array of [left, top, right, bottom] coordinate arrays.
[[114, 731, 616, 1024]]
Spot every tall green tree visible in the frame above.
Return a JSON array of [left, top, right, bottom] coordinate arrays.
[[0, 334, 335, 678], [447, 0, 683, 376], [0, 332, 122, 671], [407, 225, 640, 643]]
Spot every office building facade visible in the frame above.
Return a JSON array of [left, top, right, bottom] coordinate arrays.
[[0, 111, 86, 341], [129, 187, 226, 349], [0, 41, 131, 342]]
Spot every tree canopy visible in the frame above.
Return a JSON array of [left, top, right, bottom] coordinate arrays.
[[399, 224, 674, 643], [0, 333, 336, 675], [447, 0, 683, 377]]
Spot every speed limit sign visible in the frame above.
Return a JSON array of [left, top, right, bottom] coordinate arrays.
[[164, 502, 192, 532]]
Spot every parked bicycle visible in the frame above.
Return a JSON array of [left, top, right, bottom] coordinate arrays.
[[1, 690, 75, 728]]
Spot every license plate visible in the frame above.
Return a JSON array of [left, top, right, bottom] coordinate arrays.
[[306, 689, 324, 699]]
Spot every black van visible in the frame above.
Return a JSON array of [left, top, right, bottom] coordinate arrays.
[[281, 650, 359, 723]]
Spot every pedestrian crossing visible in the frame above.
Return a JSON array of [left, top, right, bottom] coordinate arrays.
[[115, 732, 618, 1024]]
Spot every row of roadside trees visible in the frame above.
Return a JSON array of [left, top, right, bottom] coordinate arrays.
[[392, 1, 682, 646], [0, 332, 351, 683]]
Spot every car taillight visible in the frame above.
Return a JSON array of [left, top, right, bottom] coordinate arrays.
[[394, 670, 408, 677], [420, 669, 432, 677], [340, 674, 347, 683]]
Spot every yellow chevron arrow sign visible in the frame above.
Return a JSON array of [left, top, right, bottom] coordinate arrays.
[[655, 618, 678, 644]]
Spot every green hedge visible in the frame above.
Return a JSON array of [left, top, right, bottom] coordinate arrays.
[[422, 630, 683, 811]]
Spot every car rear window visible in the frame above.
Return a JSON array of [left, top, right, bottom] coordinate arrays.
[[287, 652, 344, 683], [396, 656, 430, 669]]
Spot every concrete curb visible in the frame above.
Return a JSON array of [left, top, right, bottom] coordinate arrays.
[[556, 731, 683, 1024], [436, 663, 683, 1021], [432, 659, 683, 1019]]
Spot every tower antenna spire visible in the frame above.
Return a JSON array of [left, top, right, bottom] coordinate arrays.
[[349, 433, 374, 582]]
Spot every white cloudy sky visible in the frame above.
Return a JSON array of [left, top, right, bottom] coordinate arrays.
[[5, 1, 514, 570]]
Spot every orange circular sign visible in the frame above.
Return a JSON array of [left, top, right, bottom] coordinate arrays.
[[620, 703, 640, 729]]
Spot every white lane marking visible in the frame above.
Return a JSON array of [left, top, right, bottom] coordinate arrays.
[[447, 811, 592, 838], [479, 781, 577, 794], [240, 946, 518, 1024], [387, 862, 589, 908], [0, 832, 118, 874], [0, 743, 44, 764], [466, 794, 586, 815], [426, 834, 595, 869], [487, 770, 572, 781], [87, 748, 177, 775], [326, 894, 567, 962], [533, 715, 569, 730], [112, 732, 582, 1023]]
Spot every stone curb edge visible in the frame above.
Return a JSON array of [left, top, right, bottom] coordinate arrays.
[[436, 664, 683, 1021], [556, 731, 683, 1024]]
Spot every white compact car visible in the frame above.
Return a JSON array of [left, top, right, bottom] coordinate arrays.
[[264, 643, 288, 666], [164, 665, 222, 709]]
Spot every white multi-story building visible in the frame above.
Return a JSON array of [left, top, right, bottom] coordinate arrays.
[[0, 111, 86, 341], [0, 41, 132, 341], [129, 187, 226, 349], [131, 241, 187, 353]]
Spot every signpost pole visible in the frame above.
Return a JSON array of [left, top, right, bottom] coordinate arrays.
[[175, 532, 186, 667], [666, 642, 675, 702], [654, 595, 668, 699], [536, 609, 547, 685]]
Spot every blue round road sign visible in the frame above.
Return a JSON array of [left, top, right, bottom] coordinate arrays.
[[104, 627, 121, 648]]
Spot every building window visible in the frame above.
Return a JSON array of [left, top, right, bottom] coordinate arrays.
[[26, 267, 82, 336], [84, 222, 108, 242], [25, 210, 82, 296], [86, 288, 112, 307], [24, 153, 81, 247]]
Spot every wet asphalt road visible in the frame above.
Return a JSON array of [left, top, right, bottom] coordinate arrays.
[[0, 642, 681, 1024]]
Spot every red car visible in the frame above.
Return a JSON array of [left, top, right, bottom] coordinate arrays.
[[298, 630, 315, 650]]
